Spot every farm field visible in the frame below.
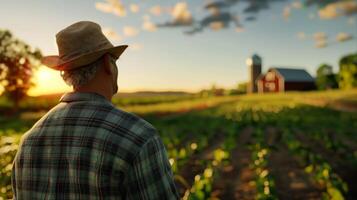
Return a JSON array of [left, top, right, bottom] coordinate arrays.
[[1, 89, 357, 200]]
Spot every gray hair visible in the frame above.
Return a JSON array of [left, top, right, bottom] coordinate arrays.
[[61, 57, 104, 89]]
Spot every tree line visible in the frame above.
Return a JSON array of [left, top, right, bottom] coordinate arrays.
[[316, 53, 357, 90]]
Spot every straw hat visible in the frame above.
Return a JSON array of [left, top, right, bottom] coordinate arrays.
[[42, 21, 128, 71]]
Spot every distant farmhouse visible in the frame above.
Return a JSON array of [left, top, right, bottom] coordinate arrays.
[[247, 54, 315, 93]]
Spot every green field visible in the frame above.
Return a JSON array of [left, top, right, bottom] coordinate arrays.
[[1, 89, 357, 200]]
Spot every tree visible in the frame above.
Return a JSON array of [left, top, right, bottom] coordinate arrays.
[[0, 30, 42, 110], [339, 53, 357, 89], [237, 82, 247, 94], [209, 84, 225, 96], [315, 64, 338, 90]]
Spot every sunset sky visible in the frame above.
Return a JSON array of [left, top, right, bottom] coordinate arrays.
[[0, 0, 356, 96]]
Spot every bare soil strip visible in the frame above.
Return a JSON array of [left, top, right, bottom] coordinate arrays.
[[212, 127, 257, 200], [175, 132, 226, 196], [295, 131, 357, 200], [268, 147, 323, 200]]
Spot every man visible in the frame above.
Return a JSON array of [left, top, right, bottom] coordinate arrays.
[[12, 21, 179, 200]]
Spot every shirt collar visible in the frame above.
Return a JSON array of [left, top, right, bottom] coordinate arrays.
[[60, 92, 111, 104]]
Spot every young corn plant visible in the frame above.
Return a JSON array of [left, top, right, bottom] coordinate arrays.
[[250, 129, 278, 200], [282, 128, 348, 200]]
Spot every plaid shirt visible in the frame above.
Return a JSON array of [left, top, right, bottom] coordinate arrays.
[[12, 92, 179, 200]]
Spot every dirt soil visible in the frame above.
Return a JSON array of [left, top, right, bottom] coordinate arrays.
[[212, 127, 257, 200], [295, 131, 357, 200], [175, 132, 226, 196]]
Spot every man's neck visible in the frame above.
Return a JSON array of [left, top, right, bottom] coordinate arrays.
[[74, 87, 112, 101]]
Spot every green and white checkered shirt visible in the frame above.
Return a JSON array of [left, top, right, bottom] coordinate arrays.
[[12, 92, 179, 200]]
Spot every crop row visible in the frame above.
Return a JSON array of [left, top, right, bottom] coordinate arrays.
[[281, 128, 348, 199]]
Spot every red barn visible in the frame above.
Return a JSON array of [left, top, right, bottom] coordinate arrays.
[[256, 68, 315, 93]]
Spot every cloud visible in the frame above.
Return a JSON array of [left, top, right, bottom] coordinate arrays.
[[149, 5, 163, 16], [185, 12, 241, 34], [202, 0, 291, 23], [95, 2, 113, 13], [142, 16, 157, 32], [204, 1, 229, 16], [336, 32, 353, 42], [235, 27, 245, 33], [102, 27, 122, 42], [299, 32, 355, 49], [157, 2, 193, 27], [245, 16, 256, 21], [148, 0, 354, 35], [283, 6, 291, 20], [205, 1, 230, 10], [210, 21, 225, 31], [130, 4, 140, 13], [242, 0, 269, 13], [313, 32, 328, 48], [95, 0, 126, 17], [318, 1, 357, 20], [313, 32, 327, 41], [315, 40, 327, 48], [107, 0, 126, 16], [291, 1, 302, 9], [130, 43, 143, 51], [142, 15, 150, 21], [207, 6, 221, 16], [282, 1, 303, 20], [172, 2, 193, 25], [201, 0, 289, 16], [123, 26, 139, 37], [297, 32, 306, 40]]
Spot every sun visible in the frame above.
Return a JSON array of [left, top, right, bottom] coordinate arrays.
[[36, 67, 53, 82], [28, 66, 71, 96]]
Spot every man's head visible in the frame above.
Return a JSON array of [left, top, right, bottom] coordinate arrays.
[[41, 21, 127, 99], [61, 53, 119, 98]]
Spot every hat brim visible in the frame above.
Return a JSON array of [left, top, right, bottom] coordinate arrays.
[[42, 45, 128, 71]]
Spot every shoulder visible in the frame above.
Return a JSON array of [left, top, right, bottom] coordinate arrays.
[[26, 101, 158, 145], [98, 105, 162, 166], [108, 106, 158, 140], [68, 101, 158, 144], [67, 101, 158, 142]]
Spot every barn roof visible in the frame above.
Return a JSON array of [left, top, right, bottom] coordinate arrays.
[[271, 67, 315, 82]]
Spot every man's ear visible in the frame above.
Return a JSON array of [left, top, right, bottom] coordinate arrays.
[[103, 54, 112, 75]]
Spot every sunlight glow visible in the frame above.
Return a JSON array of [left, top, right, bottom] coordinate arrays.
[[28, 66, 71, 96]]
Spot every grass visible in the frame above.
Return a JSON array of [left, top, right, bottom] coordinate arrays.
[[1, 88, 357, 199]]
